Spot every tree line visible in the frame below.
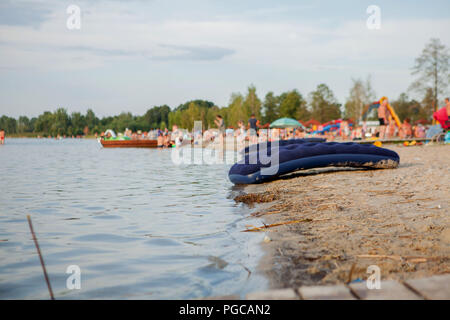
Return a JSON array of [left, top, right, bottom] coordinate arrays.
[[1, 38, 448, 135]]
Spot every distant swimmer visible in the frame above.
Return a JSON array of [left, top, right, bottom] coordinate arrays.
[[0, 128, 5, 144]]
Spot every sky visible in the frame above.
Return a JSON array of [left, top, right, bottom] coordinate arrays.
[[0, 0, 449, 118]]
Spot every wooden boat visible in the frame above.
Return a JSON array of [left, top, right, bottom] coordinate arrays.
[[100, 139, 158, 148]]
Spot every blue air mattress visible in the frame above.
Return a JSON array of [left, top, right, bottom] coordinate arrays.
[[229, 142, 400, 184], [241, 138, 326, 155]]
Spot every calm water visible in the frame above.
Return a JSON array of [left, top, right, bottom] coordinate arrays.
[[0, 138, 267, 299]]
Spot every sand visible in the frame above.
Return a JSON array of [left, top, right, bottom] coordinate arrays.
[[235, 144, 450, 289]]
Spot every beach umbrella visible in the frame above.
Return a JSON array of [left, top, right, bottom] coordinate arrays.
[[269, 118, 305, 129]]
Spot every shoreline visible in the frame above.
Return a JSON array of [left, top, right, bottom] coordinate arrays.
[[236, 144, 449, 289]]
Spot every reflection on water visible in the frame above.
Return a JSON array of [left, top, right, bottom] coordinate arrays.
[[0, 139, 267, 299]]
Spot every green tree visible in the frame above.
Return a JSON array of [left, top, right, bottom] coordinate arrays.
[[279, 89, 309, 121], [110, 112, 135, 132], [0, 116, 17, 134], [175, 100, 215, 112], [183, 102, 206, 130], [50, 108, 70, 136], [391, 93, 422, 122], [262, 92, 279, 124], [242, 85, 262, 119], [17, 116, 32, 133], [225, 93, 246, 128], [70, 112, 86, 135], [419, 87, 436, 120], [85, 109, 99, 132], [309, 84, 341, 123], [35, 112, 52, 134], [344, 76, 376, 121], [409, 38, 450, 113], [143, 105, 171, 129]]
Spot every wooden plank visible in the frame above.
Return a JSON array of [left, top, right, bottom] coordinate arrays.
[[405, 274, 450, 300], [349, 280, 422, 300], [246, 288, 298, 300], [197, 295, 240, 300], [298, 285, 356, 300], [354, 138, 431, 144]]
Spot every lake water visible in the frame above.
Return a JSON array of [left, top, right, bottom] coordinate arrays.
[[0, 138, 267, 299]]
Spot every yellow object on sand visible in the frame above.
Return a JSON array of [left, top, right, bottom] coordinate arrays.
[[373, 140, 382, 147], [403, 140, 417, 147]]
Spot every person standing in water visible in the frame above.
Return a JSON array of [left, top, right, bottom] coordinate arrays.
[[214, 115, 225, 143], [0, 129, 5, 144]]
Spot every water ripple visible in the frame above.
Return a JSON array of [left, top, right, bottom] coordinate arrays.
[[0, 139, 267, 299]]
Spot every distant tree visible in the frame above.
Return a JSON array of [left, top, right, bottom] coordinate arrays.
[[278, 90, 309, 121], [391, 93, 422, 122], [242, 85, 262, 119], [35, 111, 54, 134], [51, 108, 70, 136], [309, 84, 341, 123], [17, 116, 32, 133], [111, 112, 135, 132], [225, 93, 246, 128], [409, 38, 450, 113], [205, 105, 221, 129], [183, 102, 206, 130], [70, 112, 86, 135], [168, 110, 181, 129], [262, 92, 279, 124], [143, 105, 171, 129], [419, 87, 436, 120], [0, 115, 17, 134], [85, 109, 99, 132], [30, 117, 37, 132], [175, 100, 215, 112], [344, 76, 376, 121]]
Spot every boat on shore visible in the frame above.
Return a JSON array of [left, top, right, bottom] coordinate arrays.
[[100, 138, 158, 148]]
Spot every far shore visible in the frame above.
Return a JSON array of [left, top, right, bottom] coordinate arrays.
[[5, 134, 98, 139], [235, 144, 449, 288]]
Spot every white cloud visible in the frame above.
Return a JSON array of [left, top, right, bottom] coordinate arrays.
[[0, 0, 449, 115], [1, 8, 448, 71]]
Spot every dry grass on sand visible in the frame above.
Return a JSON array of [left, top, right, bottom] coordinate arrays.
[[235, 144, 450, 288]]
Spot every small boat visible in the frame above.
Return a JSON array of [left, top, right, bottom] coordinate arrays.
[[100, 139, 158, 148]]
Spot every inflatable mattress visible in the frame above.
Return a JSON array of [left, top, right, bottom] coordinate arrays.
[[229, 141, 400, 184], [241, 138, 326, 155]]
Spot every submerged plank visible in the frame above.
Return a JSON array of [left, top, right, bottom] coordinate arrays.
[[349, 280, 422, 300], [405, 274, 450, 300], [246, 288, 298, 300], [298, 285, 356, 300]]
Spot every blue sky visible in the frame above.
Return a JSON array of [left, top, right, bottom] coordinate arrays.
[[0, 0, 449, 117]]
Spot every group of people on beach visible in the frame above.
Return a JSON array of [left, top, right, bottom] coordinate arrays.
[[3, 97, 448, 147], [208, 96, 450, 144], [100, 96, 449, 148]]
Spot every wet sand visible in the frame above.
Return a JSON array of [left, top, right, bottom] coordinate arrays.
[[236, 144, 450, 288]]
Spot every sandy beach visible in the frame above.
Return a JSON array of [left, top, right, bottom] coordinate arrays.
[[235, 144, 450, 289]]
